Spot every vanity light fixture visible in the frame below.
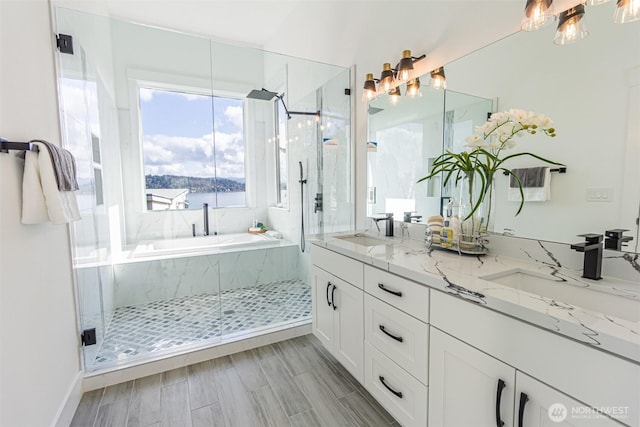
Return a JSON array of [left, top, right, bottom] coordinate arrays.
[[430, 67, 446, 90], [388, 86, 402, 104], [397, 49, 426, 82], [406, 77, 421, 97], [379, 63, 396, 92], [363, 73, 379, 101], [554, 4, 589, 45], [613, 0, 640, 23], [521, 0, 556, 31]]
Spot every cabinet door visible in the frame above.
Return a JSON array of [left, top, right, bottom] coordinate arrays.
[[334, 278, 364, 383], [312, 266, 335, 349], [515, 372, 624, 427], [429, 327, 516, 427]]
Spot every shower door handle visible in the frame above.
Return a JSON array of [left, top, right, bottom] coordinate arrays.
[[331, 285, 337, 310], [326, 282, 332, 307]]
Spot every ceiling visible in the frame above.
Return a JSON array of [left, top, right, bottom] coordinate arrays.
[[56, 0, 582, 71], [50, 0, 586, 97]]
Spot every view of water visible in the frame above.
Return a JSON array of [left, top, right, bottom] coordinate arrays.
[[186, 191, 246, 208]]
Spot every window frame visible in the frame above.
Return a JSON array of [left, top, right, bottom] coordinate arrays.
[[128, 70, 249, 212]]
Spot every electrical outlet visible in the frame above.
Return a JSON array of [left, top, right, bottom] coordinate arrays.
[[586, 187, 613, 202]]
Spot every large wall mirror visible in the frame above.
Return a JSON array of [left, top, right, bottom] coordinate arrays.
[[367, 3, 639, 252]]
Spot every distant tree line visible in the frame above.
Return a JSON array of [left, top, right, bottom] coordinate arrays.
[[145, 175, 245, 192]]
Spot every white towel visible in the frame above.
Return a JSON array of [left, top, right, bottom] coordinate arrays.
[[21, 142, 81, 225], [508, 167, 551, 202]]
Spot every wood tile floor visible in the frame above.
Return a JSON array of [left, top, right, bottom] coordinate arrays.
[[71, 334, 399, 427]]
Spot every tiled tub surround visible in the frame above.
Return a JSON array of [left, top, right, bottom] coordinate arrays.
[[113, 239, 302, 308], [311, 227, 640, 364], [91, 279, 311, 368]]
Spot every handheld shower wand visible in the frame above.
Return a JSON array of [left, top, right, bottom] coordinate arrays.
[[299, 161, 307, 253]]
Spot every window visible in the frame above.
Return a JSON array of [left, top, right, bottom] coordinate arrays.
[[139, 86, 246, 210]]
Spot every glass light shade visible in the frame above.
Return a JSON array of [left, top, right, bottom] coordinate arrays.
[[406, 78, 421, 97], [397, 50, 414, 81], [380, 63, 395, 92], [521, 0, 555, 31], [613, 0, 640, 23], [430, 67, 446, 90], [388, 86, 401, 104], [554, 5, 589, 45], [363, 73, 377, 101]]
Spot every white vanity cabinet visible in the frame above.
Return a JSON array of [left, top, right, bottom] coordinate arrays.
[[363, 265, 430, 427], [515, 372, 623, 427], [429, 327, 624, 427], [429, 327, 516, 427], [311, 246, 364, 383], [430, 290, 635, 427], [311, 243, 638, 427]]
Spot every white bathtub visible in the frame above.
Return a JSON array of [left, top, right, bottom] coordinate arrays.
[[131, 232, 286, 258]]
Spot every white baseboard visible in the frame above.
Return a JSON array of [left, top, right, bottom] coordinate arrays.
[[52, 371, 83, 427], [83, 322, 311, 391]]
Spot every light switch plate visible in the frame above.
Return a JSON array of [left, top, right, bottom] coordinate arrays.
[[586, 187, 613, 202], [367, 187, 376, 204]]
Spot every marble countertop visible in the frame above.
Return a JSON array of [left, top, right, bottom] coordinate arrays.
[[311, 231, 640, 364]]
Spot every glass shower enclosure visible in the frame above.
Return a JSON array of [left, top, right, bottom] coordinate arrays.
[[54, 8, 353, 371]]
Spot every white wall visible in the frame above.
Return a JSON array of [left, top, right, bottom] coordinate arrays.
[[0, 1, 82, 426]]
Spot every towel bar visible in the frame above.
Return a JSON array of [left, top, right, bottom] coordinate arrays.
[[0, 140, 39, 153], [502, 167, 566, 176]]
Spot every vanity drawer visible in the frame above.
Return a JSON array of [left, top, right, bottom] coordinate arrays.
[[364, 265, 429, 321], [365, 294, 429, 385], [312, 245, 363, 288], [364, 342, 428, 427]]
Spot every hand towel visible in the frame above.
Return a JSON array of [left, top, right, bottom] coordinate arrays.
[[508, 167, 551, 202], [22, 141, 81, 225], [32, 139, 79, 191]]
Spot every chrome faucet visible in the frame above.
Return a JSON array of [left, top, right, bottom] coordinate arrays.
[[373, 213, 394, 237], [203, 203, 210, 236], [570, 234, 603, 280], [403, 211, 423, 223]]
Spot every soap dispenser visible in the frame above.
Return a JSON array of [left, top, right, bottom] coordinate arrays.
[[441, 200, 454, 247]]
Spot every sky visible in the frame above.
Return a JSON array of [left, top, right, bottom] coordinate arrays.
[[139, 87, 245, 180]]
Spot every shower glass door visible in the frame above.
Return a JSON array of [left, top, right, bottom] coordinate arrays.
[[316, 68, 353, 234], [55, 8, 118, 369]]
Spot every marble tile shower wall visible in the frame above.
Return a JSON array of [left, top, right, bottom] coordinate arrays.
[[113, 245, 302, 308], [367, 220, 640, 283]]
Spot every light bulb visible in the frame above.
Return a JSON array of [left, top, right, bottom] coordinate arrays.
[[554, 5, 588, 45], [521, 0, 555, 31], [613, 0, 640, 23], [397, 50, 414, 82]]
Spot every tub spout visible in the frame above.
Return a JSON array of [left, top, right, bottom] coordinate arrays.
[[203, 203, 210, 236]]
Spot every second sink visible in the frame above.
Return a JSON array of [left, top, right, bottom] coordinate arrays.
[[480, 268, 639, 323]]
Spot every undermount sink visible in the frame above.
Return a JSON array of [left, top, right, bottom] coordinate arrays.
[[334, 234, 389, 247], [480, 269, 640, 323]]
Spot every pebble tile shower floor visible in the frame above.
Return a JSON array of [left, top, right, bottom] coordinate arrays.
[[92, 279, 311, 368]]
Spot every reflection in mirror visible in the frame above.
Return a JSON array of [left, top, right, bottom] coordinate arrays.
[[440, 91, 494, 203], [446, 3, 639, 251], [367, 87, 444, 221], [367, 4, 639, 252], [366, 87, 492, 223]]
